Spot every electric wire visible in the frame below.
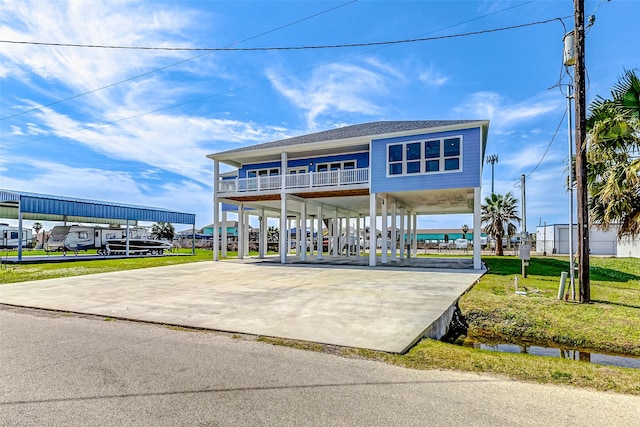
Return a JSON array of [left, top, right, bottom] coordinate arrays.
[[524, 107, 568, 179], [0, 0, 359, 121], [0, 17, 567, 52]]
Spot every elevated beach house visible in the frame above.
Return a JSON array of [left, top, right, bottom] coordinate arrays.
[[207, 120, 489, 269]]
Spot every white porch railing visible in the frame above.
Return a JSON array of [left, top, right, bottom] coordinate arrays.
[[218, 168, 369, 194]]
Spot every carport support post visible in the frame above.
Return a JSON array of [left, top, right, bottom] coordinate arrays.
[[244, 213, 250, 257], [300, 202, 307, 261], [280, 152, 288, 264], [473, 187, 482, 269], [316, 205, 323, 259], [332, 210, 338, 257], [221, 210, 228, 258], [381, 197, 388, 264], [399, 210, 405, 260], [125, 219, 130, 257], [213, 160, 220, 261], [407, 213, 413, 259], [390, 201, 397, 261], [369, 193, 377, 267], [412, 214, 418, 257], [192, 222, 196, 255], [356, 215, 361, 257], [17, 201, 23, 261], [345, 214, 351, 257]]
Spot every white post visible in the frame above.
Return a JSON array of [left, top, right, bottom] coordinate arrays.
[[17, 201, 23, 261], [473, 187, 482, 269], [345, 214, 351, 257], [238, 204, 245, 259], [244, 213, 249, 257], [390, 201, 397, 261], [317, 205, 323, 259], [413, 213, 418, 258], [399, 209, 405, 260], [221, 210, 227, 258], [309, 214, 315, 256], [213, 161, 220, 261], [301, 202, 307, 261], [280, 151, 288, 264], [381, 196, 388, 264], [332, 210, 338, 257], [259, 208, 265, 259], [369, 192, 377, 267], [356, 215, 361, 257], [407, 213, 413, 259]]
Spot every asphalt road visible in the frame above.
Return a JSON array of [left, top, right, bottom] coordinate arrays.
[[1, 307, 638, 426]]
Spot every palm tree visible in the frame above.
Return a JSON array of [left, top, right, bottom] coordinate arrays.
[[587, 69, 640, 237], [461, 224, 469, 240], [33, 222, 43, 247], [481, 192, 521, 256], [151, 222, 175, 241]]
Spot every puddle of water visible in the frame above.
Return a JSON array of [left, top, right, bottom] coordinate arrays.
[[463, 341, 640, 369]]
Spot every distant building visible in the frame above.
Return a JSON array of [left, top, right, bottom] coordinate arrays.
[[535, 224, 638, 257]]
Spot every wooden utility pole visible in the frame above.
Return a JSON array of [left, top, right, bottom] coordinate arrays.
[[574, 0, 590, 302]]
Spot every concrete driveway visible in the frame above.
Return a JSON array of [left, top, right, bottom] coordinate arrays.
[[0, 259, 484, 353]]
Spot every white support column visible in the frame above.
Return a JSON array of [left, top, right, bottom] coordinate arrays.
[[258, 208, 265, 259], [213, 160, 219, 261], [473, 187, 482, 269], [238, 204, 245, 259], [244, 213, 249, 257], [356, 215, 361, 257], [332, 210, 338, 257], [381, 196, 388, 264], [221, 210, 228, 258], [413, 213, 418, 258], [407, 213, 413, 259], [17, 201, 23, 262], [369, 192, 377, 267], [295, 215, 301, 256], [301, 202, 307, 261], [345, 214, 351, 257], [390, 201, 397, 261], [280, 151, 288, 264], [309, 214, 315, 256], [399, 209, 405, 260], [317, 205, 323, 259]]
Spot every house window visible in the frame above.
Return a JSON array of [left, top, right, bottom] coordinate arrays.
[[387, 136, 462, 176], [316, 160, 358, 172], [247, 167, 280, 178]]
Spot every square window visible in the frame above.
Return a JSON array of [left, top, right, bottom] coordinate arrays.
[[389, 145, 403, 162], [344, 161, 355, 169], [407, 161, 421, 174], [317, 165, 328, 172], [444, 138, 460, 157], [426, 160, 439, 172], [445, 158, 459, 170], [425, 141, 440, 158], [269, 169, 279, 176], [407, 142, 421, 160], [389, 163, 402, 175]]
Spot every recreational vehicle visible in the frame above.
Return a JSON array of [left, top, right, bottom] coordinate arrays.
[[0, 224, 33, 249]]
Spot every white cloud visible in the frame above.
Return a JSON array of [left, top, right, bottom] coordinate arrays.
[[454, 91, 563, 130], [268, 59, 399, 130], [418, 67, 449, 87]]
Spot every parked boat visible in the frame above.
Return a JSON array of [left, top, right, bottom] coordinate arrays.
[[105, 238, 172, 255]]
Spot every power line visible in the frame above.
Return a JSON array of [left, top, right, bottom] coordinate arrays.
[[524, 107, 567, 179], [0, 0, 359, 121], [0, 17, 567, 52]]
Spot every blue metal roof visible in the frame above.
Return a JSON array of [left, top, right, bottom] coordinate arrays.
[[0, 189, 195, 225]]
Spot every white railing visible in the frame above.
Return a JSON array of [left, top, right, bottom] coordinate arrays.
[[218, 168, 369, 194]]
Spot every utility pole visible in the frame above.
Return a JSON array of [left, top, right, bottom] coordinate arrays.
[[486, 154, 499, 194], [574, 0, 590, 302]]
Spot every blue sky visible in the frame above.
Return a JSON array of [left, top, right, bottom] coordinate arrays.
[[1, 0, 638, 232]]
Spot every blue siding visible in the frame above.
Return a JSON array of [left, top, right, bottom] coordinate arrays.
[[370, 127, 481, 193], [240, 152, 369, 176]]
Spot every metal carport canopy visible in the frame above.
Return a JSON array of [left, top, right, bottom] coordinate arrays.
[[0, 189, 196, 260]]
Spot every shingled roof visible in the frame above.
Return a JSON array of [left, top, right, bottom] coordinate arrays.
[[213, 120, 478, 156]]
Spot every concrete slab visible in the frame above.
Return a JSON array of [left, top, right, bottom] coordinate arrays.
[[0, 260, 485, 353]]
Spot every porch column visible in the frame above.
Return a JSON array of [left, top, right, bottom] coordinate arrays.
[[258, 208, 265, 259], [221, 210, 228, 258], [413, 213, 418, 258], [473, 187, 482, 269], [381, 196, 388, 264], [280, 151, 288, 264], [356, 215, 361, 257], [332, 210, 338, 257], [399, 209, 405, 260], [390, 201, 397, 261], [345, 214, 351, 257], [316, 205, 323, 260], [238, 204, 245, 259], [407, 212, 413, 259], [244, 212, 250, 257], [213, 160, 219, 261], [309, 214, 315, 256], [369, 192, 377, 267], [301, 202, 307, 261]]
